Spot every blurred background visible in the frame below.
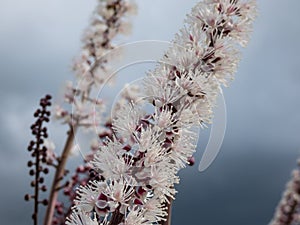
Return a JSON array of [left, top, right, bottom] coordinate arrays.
[[1, 0, 300, 224]]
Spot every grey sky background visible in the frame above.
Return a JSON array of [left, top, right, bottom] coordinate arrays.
[[0, 0, 300, 224]]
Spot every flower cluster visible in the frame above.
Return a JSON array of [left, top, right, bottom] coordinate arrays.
[[56, 0, 137, 129], [41, 1, 137, 224], [269, 160, 300, 225], [68, 0, 257, 224]]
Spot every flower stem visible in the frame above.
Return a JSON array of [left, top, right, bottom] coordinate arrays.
[[33, 120, 42, 225], [108, 209, 123, 225], [43, 125, 77, 225], [162, 198, 172, 225]]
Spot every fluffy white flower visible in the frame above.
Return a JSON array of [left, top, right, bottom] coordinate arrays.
[[112, 103, 145, 141], [149, 163, 179, 202], [103, 178, 136, 209], [75, 182, 102, 212], [152, 107, 177, 130], [144, 68, 185, 105], [91, 140, 133, 180], [169, 128, 198, 169], [138, 128, 166, 167], [66, 210, 99, 225], [121, 208, 147, 225], [143, 197, 168, 223]]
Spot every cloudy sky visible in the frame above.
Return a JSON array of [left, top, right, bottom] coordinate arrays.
[[1, 0, 300, 224]]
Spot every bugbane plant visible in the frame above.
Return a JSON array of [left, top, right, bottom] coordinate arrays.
[[25, 1, 136, 225], [48, 0, 136, 223], [67, 0, 257, 224], [269, 160, 300, 225]]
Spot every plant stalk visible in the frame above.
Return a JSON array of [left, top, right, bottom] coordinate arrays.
[[43, 125, 77, 225]]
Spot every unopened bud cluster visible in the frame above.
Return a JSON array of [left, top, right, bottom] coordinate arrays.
[[25, 95, 52, 224]]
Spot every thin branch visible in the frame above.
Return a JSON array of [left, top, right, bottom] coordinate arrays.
[[43, 125, 77, 225], [108, 209, 124, 225]]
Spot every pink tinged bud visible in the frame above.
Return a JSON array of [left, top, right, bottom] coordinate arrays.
[[137, 187, 147, 196], [71, 175, 78, 181], [99, 132, 110, 139], [98, 193, 108, 201], [76, 165, 85, 173], [123, 144, 131, 151], [57, 207, 63, 215], [84, 165, 91, 171], [135, 125, 142, 132], [162, 138, 172, 149], [217, 3, 223, 13], [63, 189, 70, 195], [133, 198, 143, 205], [55, 202, 62, 207], [189, 34, 194, 42], [188, 156, 195, 166], [52, 218, 59, 225], [166, 131, 173, 136]]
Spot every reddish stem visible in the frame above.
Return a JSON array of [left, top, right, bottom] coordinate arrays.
[[43, 125, 77, 225]]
